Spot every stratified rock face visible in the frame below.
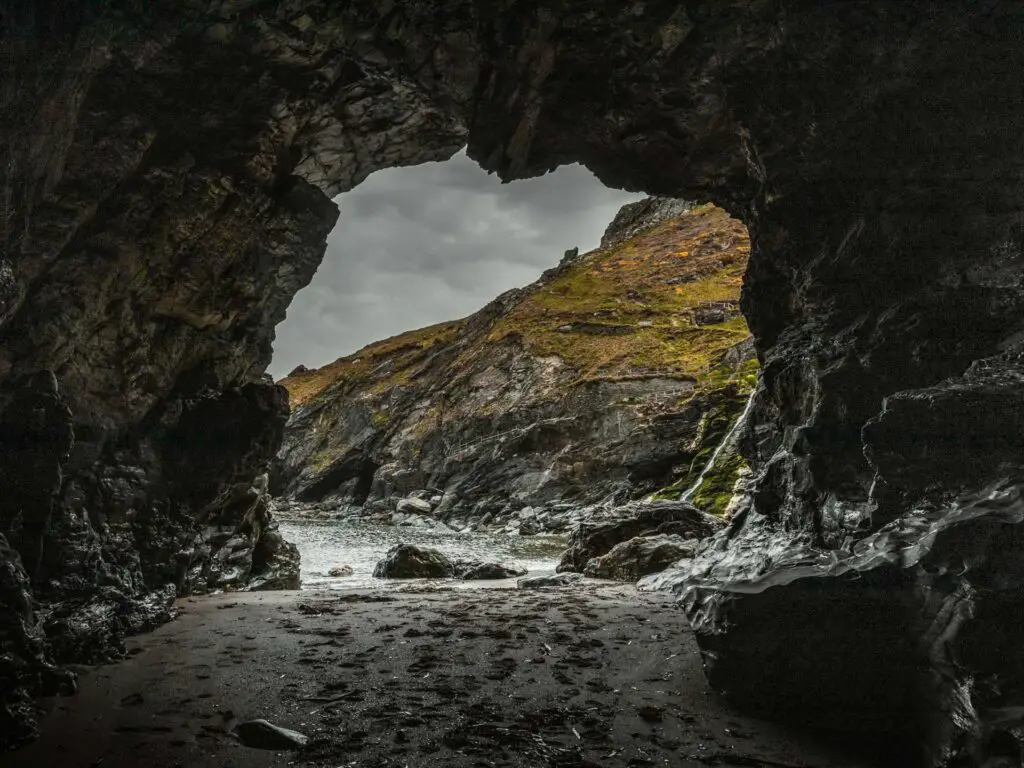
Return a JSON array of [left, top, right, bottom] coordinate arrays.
[[3, 2, 1024, 763], [276, 203, 756, 526]]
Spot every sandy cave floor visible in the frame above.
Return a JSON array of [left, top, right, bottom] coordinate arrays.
[[8, 584, 882, 768]]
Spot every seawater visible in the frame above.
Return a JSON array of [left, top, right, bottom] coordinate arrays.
[[278, 519, 566, 590]]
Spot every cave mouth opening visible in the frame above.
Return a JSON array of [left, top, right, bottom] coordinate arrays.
[[267, 152, 759, 591]]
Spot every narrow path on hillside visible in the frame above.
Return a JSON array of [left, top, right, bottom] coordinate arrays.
[[11, 586, 875, 768]]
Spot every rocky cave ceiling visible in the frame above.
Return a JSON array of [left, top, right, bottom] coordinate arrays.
[[2, 2, 1024, 764]]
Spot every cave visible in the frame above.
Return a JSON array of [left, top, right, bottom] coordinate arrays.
[[2, 3, 1023, 766]]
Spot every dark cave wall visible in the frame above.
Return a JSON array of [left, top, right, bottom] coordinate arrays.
[[1, 1, 1023, 763]]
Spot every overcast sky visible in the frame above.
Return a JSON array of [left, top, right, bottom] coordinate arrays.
[[269, 150, 644, 378]]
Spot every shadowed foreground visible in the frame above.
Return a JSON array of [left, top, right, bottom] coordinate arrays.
[[10, 586, 875, 767]]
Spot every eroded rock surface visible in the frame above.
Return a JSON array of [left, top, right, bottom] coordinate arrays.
[[2, 2, 1023, 763]]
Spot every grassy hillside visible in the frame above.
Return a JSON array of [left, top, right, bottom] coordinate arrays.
[[284, 204, 753, 402], [283, 319, 466, 408], [488, 203, 751, 385]]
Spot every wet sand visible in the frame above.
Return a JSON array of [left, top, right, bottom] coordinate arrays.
[[9, 584, 875, 767]]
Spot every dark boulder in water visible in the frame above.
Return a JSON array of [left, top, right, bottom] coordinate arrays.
[[373, 544, 456, 579]]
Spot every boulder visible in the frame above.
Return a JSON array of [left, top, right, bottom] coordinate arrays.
[[372, 544, 456, 579], [517, 518, 541, 537], [328, 565, 354, 577], [455, 561, 527, 580], [395, 497, 433, 515], [246, 529, 300, 591], [583, 535, 697, 582], [557, 500, 723, 573], [518, 573, 583, 589]]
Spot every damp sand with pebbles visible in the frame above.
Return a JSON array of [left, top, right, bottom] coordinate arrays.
[[8, 583, 879, 768]]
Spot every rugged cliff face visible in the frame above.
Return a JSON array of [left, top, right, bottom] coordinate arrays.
[[275, 201, 756, 529], [2, 2, 1023, 763]]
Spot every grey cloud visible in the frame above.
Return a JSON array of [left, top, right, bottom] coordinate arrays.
[[269, 151, 643, 378]]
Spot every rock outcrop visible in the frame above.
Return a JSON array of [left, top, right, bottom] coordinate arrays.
[[3, 2, 1023, 763], [556, 500, 725, 574], [583, 535, 698, 582], [275, 203, 756, 528]]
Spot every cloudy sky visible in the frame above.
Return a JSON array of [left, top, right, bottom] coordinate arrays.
[[269, 151, 644, 378]]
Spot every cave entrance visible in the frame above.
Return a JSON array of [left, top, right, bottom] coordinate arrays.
[[267, 151, 757, 590]]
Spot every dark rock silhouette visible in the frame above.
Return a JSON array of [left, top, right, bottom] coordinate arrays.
[[457, 561, 527, 581], [233, 718, 308, 750]]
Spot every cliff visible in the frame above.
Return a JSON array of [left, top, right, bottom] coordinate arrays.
[[275, 201, 756, 528]]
